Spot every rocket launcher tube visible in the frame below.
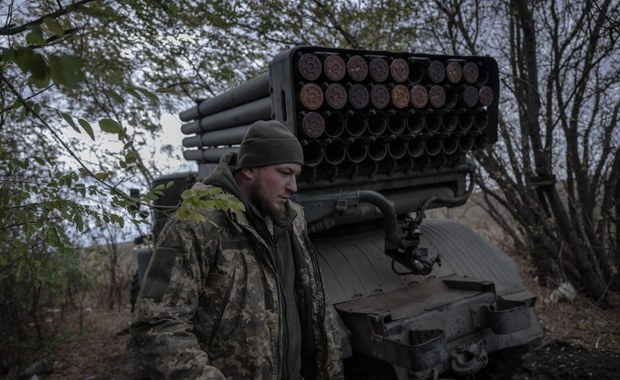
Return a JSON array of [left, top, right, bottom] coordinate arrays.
[[182, 135, 202, 148], [388, 111, 408, 134], [388, 138, 407, 160], [201, 125, 250, 146], [196, 97, 271, 132], [346, 139, 368, 163], [203, 147, 238, 162], [301, 140, 324, 167], [179, 73, 270, 121], [368, 139, 388, 162], [182, 125, 251, 148], [442, 136, 459, 155], [324, 140, 347, 165]]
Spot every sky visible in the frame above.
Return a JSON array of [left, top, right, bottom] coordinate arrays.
[[56, 111, 196, 244], [61, 111, 195, 176]]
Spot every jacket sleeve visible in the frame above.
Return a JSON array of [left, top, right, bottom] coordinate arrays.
[[130, 218, 226, 380], [321, 304, 345, 379]]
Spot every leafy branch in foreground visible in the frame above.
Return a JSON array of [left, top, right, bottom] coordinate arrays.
[[175, 183, 245, 223]]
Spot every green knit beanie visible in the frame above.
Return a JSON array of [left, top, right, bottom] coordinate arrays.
[[237, 120, 304, 168]]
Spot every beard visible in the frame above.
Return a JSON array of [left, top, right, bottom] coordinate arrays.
[[249, 182, 285, 220]]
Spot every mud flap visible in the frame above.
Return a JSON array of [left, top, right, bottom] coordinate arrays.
[[485, 299, 531, 334], [371, 329, 449, 372]]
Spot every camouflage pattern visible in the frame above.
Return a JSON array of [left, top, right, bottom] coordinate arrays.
[[130, 190, 344, 379]]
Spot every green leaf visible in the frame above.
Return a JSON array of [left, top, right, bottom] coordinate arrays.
[[99, 118, 122, 134], [137, 87, 159, 103], [44, 18, 64, 36], [124, 151, 138, 164], [47, 226, 62, 248], [175, 185, 244, 221], [27, 103, 42, 115], [15, 159, 29, 169], [75, 213, 84, 232], [78, 118, 95, 140], [26, 25, 46, 46], [126, 87, 143, 101], [1, 48, 15, 63], [34, 156, 46, 165], [73, 184, 86, 198], [104, 89, 125, 104], [12, 48, 50, 88], [95, 172, 110, 181], [156, 87, 177, 93], [10, 99, 24, 110], [117, 215, 125, 228], [49, 54, 84, 89], [61, 112, 81, 134]]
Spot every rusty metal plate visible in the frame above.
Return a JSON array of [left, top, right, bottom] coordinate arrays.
[[463, 61, 479, 84], [428, 85, 446, 108], [298, 53, 322, 81], [410, 85, 428, 109], [428, 60, 446, 83], [300, 83, 324, 110], [462, 85, 479, 107], [324, 54, 346, 81], [301, 111, 325, 138], [325, 83, 347, 110], [446, 61, 463, 84], [347, 55, 369, 82], [390, 58, 410, 83], [348, 83, 369, 109], [478, 86, 494, 106], [370, 84, 390, 109], [391, 84, 410, 109], [369, 57, 389, 82]]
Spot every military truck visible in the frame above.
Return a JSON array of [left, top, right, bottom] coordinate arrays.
[[132, 46, 543, 379]]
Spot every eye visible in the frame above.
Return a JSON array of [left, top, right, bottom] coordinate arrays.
[[277, 169, 293, 178]]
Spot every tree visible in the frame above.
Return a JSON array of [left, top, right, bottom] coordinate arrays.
[[426, 0, 620, 305], [0, 0, 172, 369]]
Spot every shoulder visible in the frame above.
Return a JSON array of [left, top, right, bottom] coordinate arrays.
[[288, 200, 305, 219], [287, 201, 312, 244], [172, 183, 243, 230], [158, 206, 233, 246]]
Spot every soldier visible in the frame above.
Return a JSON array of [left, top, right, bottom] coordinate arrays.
[[131, 120, 344, 379]]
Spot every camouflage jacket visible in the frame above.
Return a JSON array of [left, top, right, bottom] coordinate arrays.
[[130, 188, 344, 379]]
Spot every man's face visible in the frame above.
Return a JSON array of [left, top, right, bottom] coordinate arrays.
[[248, 163, 302, 219]]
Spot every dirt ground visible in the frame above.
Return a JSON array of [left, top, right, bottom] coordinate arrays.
[[501, 255, 620, 380], [11, 255, 620, 380]]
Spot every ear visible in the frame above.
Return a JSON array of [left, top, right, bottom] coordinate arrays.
[[240, 167, 257, 180]]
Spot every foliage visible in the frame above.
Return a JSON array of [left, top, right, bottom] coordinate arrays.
[[175, 183, 245, 223], [0, 0, 179, 371]]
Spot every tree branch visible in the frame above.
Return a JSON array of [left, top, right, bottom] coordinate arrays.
[[0, 0, 96, 36]]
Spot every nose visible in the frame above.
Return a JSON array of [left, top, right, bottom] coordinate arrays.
[[286, 175, 298, 194]]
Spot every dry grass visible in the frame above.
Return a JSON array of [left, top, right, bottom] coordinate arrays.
[[515, 253, 620, 353]]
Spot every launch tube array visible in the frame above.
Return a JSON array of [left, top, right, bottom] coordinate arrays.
[[180, 47, 498, 183]]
